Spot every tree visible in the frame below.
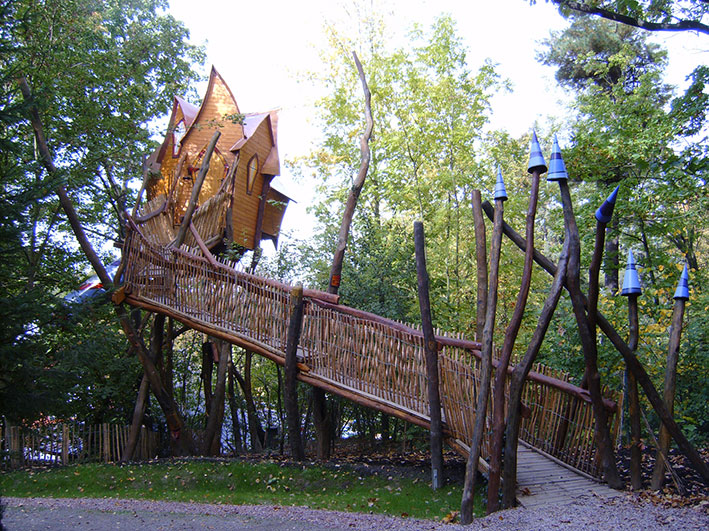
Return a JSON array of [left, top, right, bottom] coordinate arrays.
[[1, 0, 204, 430]]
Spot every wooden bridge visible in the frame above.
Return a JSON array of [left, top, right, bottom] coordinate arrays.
[[117, 219, 622, 505]]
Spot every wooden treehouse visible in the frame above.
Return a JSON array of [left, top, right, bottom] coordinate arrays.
[[137, 66, 291, 255]]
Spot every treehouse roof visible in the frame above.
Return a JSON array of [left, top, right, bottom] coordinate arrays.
[[141, 66, 291, 252]]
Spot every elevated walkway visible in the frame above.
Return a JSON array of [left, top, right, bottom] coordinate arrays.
[[117, 221, 621, 504]]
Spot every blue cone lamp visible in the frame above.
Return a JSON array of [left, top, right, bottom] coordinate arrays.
[[547, 134, 568, 182], [621, 250, 642, 296], [673, 264, 690, 300], [527, 130, 547, 174], [595, 185, 620, 224], [494, 167, 508, 201]]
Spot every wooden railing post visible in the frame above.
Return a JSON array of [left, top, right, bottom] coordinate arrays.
[[285, 284, 305, 461], [62, 424, 69, 465]]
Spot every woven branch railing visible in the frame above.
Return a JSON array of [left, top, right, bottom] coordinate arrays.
[[134, 189, 230, 249], [121, 224, 619, 478]]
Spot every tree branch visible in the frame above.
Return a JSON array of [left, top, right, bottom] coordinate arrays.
[[552, 0, 709, 35]]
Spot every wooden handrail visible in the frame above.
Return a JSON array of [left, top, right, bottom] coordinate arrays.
[[123, 217, 340, 305]]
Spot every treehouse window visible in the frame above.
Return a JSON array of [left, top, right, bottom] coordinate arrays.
[[246, 154, 259, 195], [172, 119, 186, 157]]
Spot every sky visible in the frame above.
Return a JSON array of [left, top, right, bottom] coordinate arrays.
[[166, 0, 707, 243]]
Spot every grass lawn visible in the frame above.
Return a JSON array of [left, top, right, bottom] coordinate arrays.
[[0, 458, 485, 521]]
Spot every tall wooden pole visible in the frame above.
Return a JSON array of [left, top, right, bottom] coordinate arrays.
[[414, 221, 444, 491], [651, 265, 689, 489], [315, 52, 374, 460], [285, 284, 306, 461], [461, 170, 507, 523], [487, 135, 545, 513], [172, 130, 221, 248], [558, 178, 623, 489], [502, 233, 571, 508], [326, 51, 373, 294], [471, 190, 488, 343], [621, 249, 643, 489]]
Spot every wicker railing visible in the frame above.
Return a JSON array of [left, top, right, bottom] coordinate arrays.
[[121, 224, 619, 478]]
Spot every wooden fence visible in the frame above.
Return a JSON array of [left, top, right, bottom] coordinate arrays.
[[0, 421, 158, 470], [121, 224, 620, 479]]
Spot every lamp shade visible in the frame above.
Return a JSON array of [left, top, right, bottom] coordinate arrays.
[[527, 130, 547, 174], [547, 134, 568, 182], [621, 249, 642, 296], [494, 167, 508, 201], [595, 185, 620, 224], [673, 264, 690, 300]]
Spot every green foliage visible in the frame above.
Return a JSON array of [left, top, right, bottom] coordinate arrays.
[[295, 12, 509, 333], [0, 460, 483, 520], [0, 0, 204, 424]]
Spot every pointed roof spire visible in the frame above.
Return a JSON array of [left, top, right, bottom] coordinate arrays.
[[673, 264, 690, 300], [621, 250, 642, 296], [547, 134, 568, 182], [595, 185, 620, 224], [494, 167, 508, 201], [527, 130, 547, 174]]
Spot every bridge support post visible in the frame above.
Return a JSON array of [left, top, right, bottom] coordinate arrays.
[[414, 221, 444, 491], [285, 284, 305, 461]]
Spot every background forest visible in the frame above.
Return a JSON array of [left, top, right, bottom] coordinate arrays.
[[1, 0, 707, 460]]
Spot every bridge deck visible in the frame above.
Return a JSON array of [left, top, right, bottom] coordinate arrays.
[[516, 442, 622, 508]]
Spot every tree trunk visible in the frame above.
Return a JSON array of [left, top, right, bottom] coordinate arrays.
[[233, 351, 265, 452], [201, 342, 214, 419], [226, 359, 242, 455], [122, 374, 149, 462], [19, 76, 195, 456], [203, 340, 229, 455]]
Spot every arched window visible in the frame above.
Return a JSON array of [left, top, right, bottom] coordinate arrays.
[[172, 119, 186, 157], [246, 153, 259, 195]]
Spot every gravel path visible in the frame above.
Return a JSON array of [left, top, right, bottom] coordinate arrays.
[[3, 495, 708, 530]]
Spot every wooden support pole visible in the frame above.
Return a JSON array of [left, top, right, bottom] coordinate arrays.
[[122, 373, 150, 463], [558, 181, 623, 489], [173, 130, 221, 248], [327, 51, 373, 295], [461, 193, 504, 523], [203, 340, 229, 455], [414, 221, 444, 491], [482, 201, 709, 484], [651, 295, 687, 489], [487, 169, 540, 514], [250, 175, 273, 273], [285, 284, 306, 461], [471, 190, 488, 343], [627, 293, 643, 490]]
